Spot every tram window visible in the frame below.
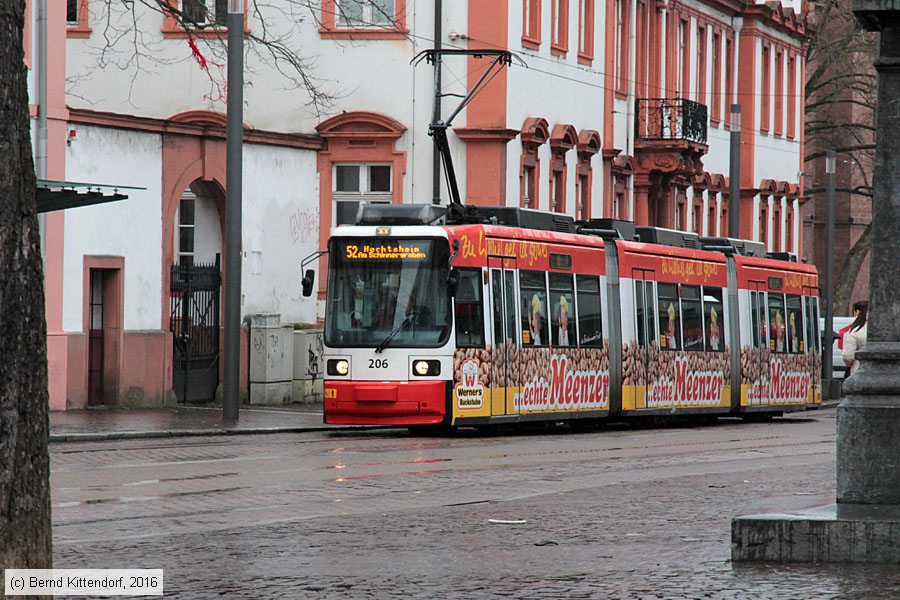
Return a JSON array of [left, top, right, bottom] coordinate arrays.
[[454, 269, 484, 348], [703, 287, 724, 352], [520, 271, 549, 346], [786, 295, 804, 354], [681, 285, 704, 352], [658, 283, 681, 350], [491, 271, 504, 344], [505, 271, 518, 345], [550, 273, 576, 347], [635, 281, 646, 347], [751, 290, 766, 349], [768, 293, 787, 354], [576, 275, 603, 347], [806, 296, 821, 353]]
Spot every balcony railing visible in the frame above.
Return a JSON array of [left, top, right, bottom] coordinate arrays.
[[635, 98, 708, 145]]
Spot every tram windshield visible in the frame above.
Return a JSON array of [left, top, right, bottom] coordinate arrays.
[[325, 237, 452, 348]]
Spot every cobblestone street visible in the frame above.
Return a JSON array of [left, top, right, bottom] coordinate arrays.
[[50, 408, 900, 598]]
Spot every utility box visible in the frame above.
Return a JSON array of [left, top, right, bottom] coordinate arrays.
[[248, 314, 293, 405], [293, 328, 324, 403]]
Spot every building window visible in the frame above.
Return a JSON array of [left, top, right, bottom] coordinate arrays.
[[773, 207, 782, 252], [761, 44, 771, 133], [615, 0, 630, 95], [681, 19, 690, 97], [775, 49, 784, 137], [163, 0, 250, 38], [333, 163, 392, 226], [66, 0, 90, 37], [725, 35, 734, 128], [787, 54, 797, 139], [522, 165, 537, 208], [693, 201, 702, 234], [182, 0, 227, 27], [759, 203, 768, 245], [336, 0, 395, 26], [319, 0, 407, 39], [577, 173, 590, 220], [710, 31, 721, 123], [551, 168, 565, 212], [523, 0, 542, 48], [786, 206, 794, 252], [707, 200, 717, 236], [696, 25, 707, 104], [551, 0, 569, 55], [176, 196, 195, 267], [577, 0, 594, 63]]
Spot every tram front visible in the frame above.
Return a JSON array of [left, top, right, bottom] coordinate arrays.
[[323, 225, 455, 425]]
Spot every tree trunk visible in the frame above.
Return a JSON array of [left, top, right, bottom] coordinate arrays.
[[0, 0, 53, 595], [834, 221, 872, 315]]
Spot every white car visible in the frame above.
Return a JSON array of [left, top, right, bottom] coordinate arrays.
[[821, 316, 855, 379]]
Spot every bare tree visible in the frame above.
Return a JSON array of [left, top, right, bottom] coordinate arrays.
[[804, 0, 877, 312], [0, 0, 53, 593]]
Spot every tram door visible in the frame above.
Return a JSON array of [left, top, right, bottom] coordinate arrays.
[[632, 269, 657, 408], [749, 282, 770, 404], [488, 256, 519, 416]]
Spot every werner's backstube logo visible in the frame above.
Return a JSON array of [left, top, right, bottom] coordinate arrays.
[[456, 358, 485, 410]]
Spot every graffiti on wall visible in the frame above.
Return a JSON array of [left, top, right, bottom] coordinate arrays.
[[289, 207, 318, 246], [306, 331, 324, 378]]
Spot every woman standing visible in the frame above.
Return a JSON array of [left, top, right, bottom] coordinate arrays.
[[842, 301, 869, 375]]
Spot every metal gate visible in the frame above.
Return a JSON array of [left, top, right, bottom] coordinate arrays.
[[170, 256, 222, 403]]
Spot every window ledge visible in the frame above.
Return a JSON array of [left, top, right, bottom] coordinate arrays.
[[521, 35, 541, 50], [319, 27, 409, 40], [66, 26, 92, 38], [550, 43, 568, 57], [162, 27, 250, 39], [614, 90, 629, 101], [577, 51, 593, 66]]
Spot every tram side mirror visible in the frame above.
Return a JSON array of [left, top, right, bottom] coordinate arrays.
[[301, 269, 315, 297], [447, 268, 460, 297]]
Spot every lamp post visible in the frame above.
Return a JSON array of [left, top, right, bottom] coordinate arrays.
[[823, 151, 836, 397], [223, 0, 244, 424], [728, 104, 741, 239]]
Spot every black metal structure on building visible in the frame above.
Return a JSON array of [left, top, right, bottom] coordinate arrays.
[[635, 98, 708, 145]]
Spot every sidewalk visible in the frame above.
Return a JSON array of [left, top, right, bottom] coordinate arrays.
[[49, 403, 383, 443]]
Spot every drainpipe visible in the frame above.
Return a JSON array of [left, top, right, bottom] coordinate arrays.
[[37, 0, 48, 257], [432, 0, 443, 205]]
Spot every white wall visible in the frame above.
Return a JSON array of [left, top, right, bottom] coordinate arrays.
[[62, 125, 164, 332], [241, 143, 319, 324]]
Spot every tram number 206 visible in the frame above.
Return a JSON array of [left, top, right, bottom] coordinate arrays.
[[369, 358, 389, 369]]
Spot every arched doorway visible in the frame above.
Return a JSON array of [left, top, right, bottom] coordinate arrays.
[[170, 180, 224, 403]]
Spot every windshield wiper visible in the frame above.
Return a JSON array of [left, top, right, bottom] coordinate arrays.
[[375, 311, 416, 354]]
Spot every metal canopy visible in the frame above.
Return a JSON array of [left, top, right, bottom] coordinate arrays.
[[36, 179, 144, 213]]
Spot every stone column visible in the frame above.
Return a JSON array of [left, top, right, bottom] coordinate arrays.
[[837, 5, 900, 506]]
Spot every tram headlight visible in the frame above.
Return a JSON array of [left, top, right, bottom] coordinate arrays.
[[412, 360, 441, 377], [328, 359, 350, 376]]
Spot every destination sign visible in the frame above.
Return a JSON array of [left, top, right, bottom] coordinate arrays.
[[343, 242, 428, 260]]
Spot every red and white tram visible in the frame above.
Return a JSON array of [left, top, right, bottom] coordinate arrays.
[[307, 204, 821, 431]]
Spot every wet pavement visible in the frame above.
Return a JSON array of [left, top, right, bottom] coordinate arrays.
[[48, 407, 900, 598], [48, 403, 372, 442]]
